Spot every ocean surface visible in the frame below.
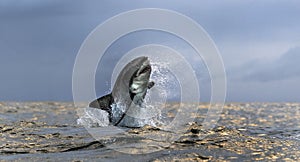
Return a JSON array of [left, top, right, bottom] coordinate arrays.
[[0, 102, 299, 161]]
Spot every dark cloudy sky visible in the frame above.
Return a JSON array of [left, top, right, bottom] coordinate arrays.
[[1, 0, 299, 102]]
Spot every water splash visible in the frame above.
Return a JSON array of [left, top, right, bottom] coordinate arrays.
[[77, 107, 110, 127]]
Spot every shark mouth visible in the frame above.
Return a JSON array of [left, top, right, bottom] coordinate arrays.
[[138, 65, 151, 75]]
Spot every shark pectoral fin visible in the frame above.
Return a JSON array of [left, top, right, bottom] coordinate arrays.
[[89, 94, 114, 121], [147, 81, 155, 89]]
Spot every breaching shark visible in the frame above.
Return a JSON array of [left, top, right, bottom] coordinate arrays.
[[89, 56, 154, 126]]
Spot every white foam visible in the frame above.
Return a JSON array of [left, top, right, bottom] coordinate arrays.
[[77, 107, 110, 127]]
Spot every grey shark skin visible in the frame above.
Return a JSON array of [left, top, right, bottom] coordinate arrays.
[[89, 56, 154, 126]]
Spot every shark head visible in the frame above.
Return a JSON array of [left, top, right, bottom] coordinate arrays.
[[111, 57, 154, 101], [129, 58, 154, 106], [130, 59, 151, 94]]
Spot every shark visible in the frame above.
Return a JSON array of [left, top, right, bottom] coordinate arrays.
[[89, 56, 154, 126]]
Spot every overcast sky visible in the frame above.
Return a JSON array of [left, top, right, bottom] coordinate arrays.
[[0, 0, 299, 102]]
